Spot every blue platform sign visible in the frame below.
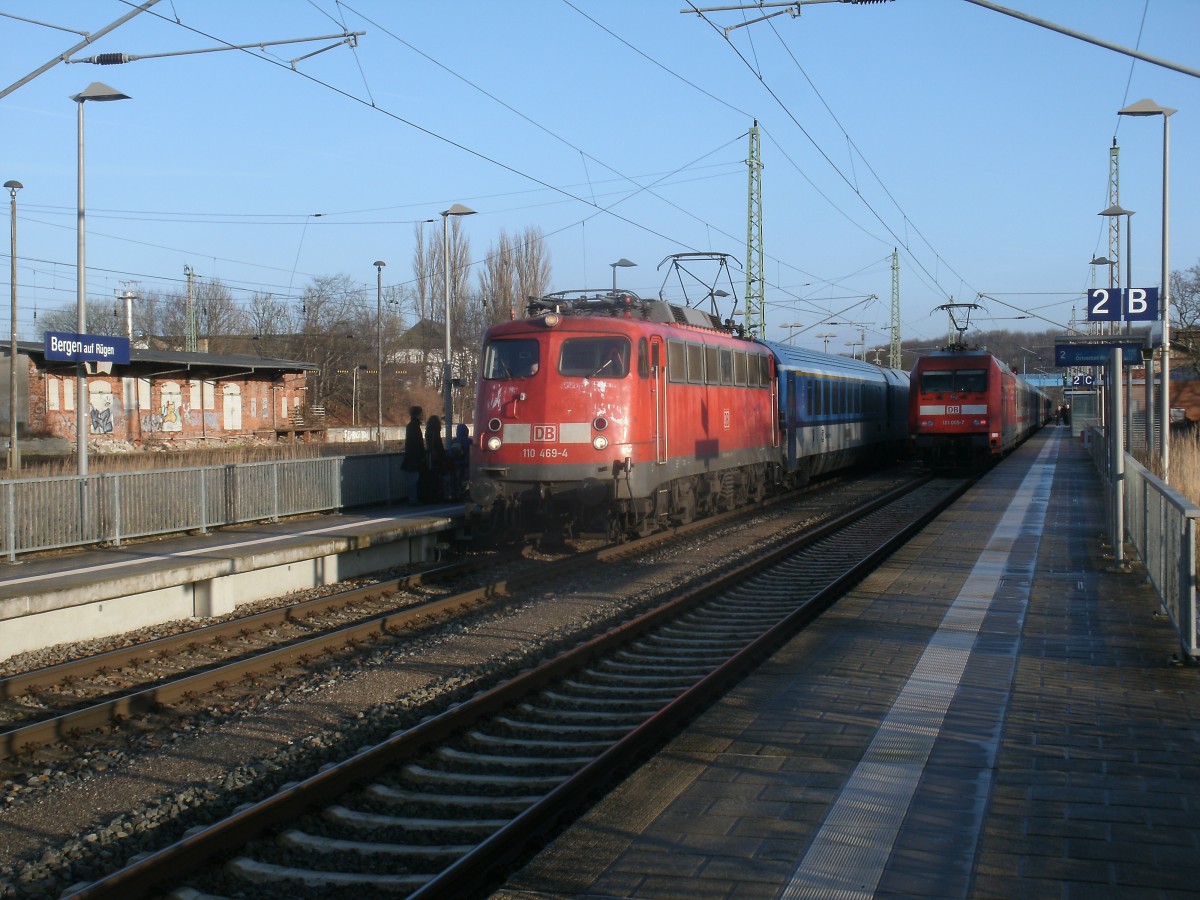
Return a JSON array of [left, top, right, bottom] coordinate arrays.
[[1055, 342, 1144, 366], [1086, 287, 1159, 322], [44, 331, 130, 365]]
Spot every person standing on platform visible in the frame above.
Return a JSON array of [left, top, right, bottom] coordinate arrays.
[[424, 415, 448, 503], [448, 422, 471, 500], [401, 406, 426, 504]]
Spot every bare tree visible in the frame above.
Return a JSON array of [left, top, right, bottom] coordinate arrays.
[[1171, 259, 1200, 374], [476, 226, 552, 324], [36, 299, 127, 337], [291, 274, 368, 414]]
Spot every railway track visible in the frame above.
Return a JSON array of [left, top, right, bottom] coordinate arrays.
[[65, 474, 969, 899], [0, 469, 887, 765]]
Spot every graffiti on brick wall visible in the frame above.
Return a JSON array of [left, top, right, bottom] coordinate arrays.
[[88, 382, 115, 434]]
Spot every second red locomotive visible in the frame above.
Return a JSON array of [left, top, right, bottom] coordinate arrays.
[[909, 348, 1049, 469]]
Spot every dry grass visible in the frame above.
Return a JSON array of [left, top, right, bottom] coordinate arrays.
[[1167, 431, 1200, 507]]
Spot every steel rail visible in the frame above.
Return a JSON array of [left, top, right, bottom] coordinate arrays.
[[63, 474, 952, 899]]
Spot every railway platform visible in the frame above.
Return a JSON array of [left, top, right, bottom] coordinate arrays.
[[498, 426, 1200, 899], [0, 501, 465, 662]]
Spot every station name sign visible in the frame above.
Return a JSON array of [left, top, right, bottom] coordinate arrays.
[[44, 331, 130, 365], [1086, 287, 1159, 322], [1054, 341, 1145, 367]]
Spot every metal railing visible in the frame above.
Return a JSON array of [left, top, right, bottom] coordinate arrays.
[[0, 453, 407, 562], [1089, 427, 1200, 660]]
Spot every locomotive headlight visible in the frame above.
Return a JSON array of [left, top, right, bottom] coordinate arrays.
[[592, 435, 609, 450], [485, 435, 503, 451]]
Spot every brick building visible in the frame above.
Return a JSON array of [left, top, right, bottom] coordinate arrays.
[[3, 341, 317, 449]]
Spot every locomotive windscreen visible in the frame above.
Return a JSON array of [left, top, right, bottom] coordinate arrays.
[[483, 339, 540, 379], [921, 368, 986, 393], [559, 337, 630, 378]]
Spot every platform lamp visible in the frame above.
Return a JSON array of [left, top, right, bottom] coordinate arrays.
[[1099, 204, 1135, 451], [1119, 98, 1176, 481], [610, 258, 636, 293], [4, 180, 20, 473], [1089, 256, 1114, 291], [442, 204, 475, 447], [73, 82, 130, 477], [373, 260, 386, 451]]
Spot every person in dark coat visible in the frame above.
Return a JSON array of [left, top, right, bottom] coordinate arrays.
[[400, 406, 426, 504], [424, 415, 448, 503], [448, 422, 471, 500]]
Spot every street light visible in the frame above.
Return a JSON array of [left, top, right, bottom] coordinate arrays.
[[72, 81, 130, 477], [1098, 204, 1134, 329], [781, 322, 803, 344], [817, 332, 835, 353], [4, 180, 20, 473], [1119, 98, 1176, 481], [1099, 203, 1135, 452], [372, 260, 386, 451], [610, 258, 636, 293], [1089, 255, 1114, 290], [442, 203, 475, 447]]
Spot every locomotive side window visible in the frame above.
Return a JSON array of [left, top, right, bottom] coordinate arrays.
[[705, 347, 720, 385], [667, 341, 686, 383], [483, 339, 540, 379], [756, 354, 771, 387], [638, 338, 649, 378], [687, 344, 705, 384], [559, 337, 630, 378], [719, 349, 734, 385], [734, 351, 747, 386]]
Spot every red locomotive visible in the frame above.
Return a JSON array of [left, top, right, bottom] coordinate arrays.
[[909, 348, 1049, 468], [468, 290, 909, 542]]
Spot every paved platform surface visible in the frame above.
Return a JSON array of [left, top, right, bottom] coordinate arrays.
[[0, 501, 462, 606], [498, 427, 1200, 899], [0, 501, 465, 661]]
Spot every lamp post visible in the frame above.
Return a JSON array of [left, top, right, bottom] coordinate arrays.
[[1119, 98, 1175, 481], [4, 180, 20, 473], [72, 82, 130, 477], [442, 203, 475, 447], [817, 332, 835, 353], [610, 258, 636, 293], [1099, 204, 1134, 449], [373, 260, 386, 451], [781, 322, 803, 344]]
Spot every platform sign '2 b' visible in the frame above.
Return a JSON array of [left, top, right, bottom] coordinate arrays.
[[1086, 287, 1159, 322]]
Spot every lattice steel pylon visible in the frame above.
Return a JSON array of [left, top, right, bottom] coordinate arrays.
[[888, 248, 901, 368], [745, 120, 764, 337], [1108, 138, 1121, 291]]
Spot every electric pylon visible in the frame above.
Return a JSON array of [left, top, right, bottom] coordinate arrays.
[[1108, 138, 1120, 291], [745, 120, 764, 337], [888, 248, 901, 368]]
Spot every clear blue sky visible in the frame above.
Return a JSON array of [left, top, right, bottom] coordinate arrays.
[[1, 0, 1197, 358]]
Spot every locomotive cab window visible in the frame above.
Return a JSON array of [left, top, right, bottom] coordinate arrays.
[[483, 339, 540, 379], [559, 337, 630, 378], [922, 368, 987, 393]]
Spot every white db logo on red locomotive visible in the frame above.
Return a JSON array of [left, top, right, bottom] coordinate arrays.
[[947, 405, 961, 415], [533, 424, 558, 442]]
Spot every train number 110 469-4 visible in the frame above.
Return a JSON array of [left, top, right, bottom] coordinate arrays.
[[523, 447, 568, 459]]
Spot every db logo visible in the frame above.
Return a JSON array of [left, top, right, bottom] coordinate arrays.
[[947, 405, 960, 415], [533, 424, 557, 442], [724, 409, 731, 429]]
